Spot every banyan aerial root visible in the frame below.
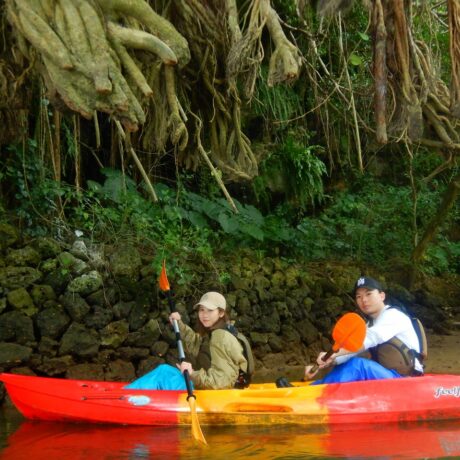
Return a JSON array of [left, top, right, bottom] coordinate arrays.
[[6, 0, 190, 132], [5, 0, 302, 183]]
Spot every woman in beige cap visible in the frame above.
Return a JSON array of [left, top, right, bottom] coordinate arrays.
[[126, 292, 251, 390], [170, 291, 250, 390]]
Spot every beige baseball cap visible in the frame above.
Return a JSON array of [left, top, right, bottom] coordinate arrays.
[[194, 292, 226, 311]]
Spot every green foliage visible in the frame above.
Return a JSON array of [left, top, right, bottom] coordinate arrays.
[[183, 191, 298, 245], [410, 149, 446, 179], [252, 67, 303, 122], [299, 185, 415, 261], [254, 134, 327, 213], [2, 139, 73, 233], [423, 239, 460, 276], [297, 175, 459, 275], [3, 139, 458, 277]]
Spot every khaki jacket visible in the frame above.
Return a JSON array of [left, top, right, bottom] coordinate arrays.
[[178, 321, 248, 390]]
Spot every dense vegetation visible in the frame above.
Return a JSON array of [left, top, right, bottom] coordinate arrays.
[[0, 0, 459, 283], [2, 142, 458, 283]]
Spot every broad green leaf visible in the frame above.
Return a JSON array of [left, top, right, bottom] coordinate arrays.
[[218, 212, 240, 234], [241, 223, 265, 241], [87, 180, 101, 192], [349, 53, 363, 66], [242, 204, 264, 225], [186, 210, 208, 228]]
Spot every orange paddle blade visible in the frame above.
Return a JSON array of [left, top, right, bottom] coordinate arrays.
[[188, 397, 207, 445], [331, 312, 366, 352], [158, 260, 170, 292]]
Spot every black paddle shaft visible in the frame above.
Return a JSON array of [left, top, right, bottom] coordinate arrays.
[[322, 349, 334, 362], [165, 290, 195, 399], [309, 348, 335, 374]]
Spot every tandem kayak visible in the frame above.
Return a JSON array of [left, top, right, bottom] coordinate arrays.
[[1, 372, 460, 426]]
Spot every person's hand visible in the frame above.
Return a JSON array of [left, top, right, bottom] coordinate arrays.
[[169, 312, 181, 325], [316, 351, 335, 368], [304, 365, 319, 380], [177, 361, 193, 375]]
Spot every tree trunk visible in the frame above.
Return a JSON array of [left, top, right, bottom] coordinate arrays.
[[372, 0, 388, 144], [412, 171, 460, 263]]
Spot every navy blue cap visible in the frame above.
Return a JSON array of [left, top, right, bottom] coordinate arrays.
[[353, 276, 383, 295]]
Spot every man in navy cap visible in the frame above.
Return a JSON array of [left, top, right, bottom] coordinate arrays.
[[305, 276, 424, 383]]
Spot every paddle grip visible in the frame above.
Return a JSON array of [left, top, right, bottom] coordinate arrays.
[[322, 348, 334, 362], [171, 319, 186, 362], [306, 348, 335, 376], [165, 291, 188, 360]]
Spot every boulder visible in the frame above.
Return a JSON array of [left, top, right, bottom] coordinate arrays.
[[84, 305, 114, 329], [60, 292, 91, 322], [0, 342, 32, 368], [6, 246, 41, 267], [6, 287, 37, 316], [36, 307, 70, 339], [100, 320, 130, 348], [33, 237, 62, 259], [30, 284, 56, 305], [0, 223, 19, 251], [105, 359, 136, 381], [0, 311, 35, 344], [110, 245, 142, 279], [125, 319, 161, 348], [59, 323, 100, 358], [0, 266, 42, 289], [66, 363, 105, 380], [38, 355, 75, 375], [67, 271, 103, 296]]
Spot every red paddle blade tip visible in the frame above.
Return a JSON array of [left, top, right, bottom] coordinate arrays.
[[159, 260, 170, 292]]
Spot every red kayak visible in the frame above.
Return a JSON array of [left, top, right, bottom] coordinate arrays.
[[1, 372, 460, 426]]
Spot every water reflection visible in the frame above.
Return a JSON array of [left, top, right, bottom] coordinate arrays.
[[1, 409, 460, 459]]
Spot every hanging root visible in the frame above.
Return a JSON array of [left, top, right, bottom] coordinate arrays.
[[164, 65, 188, 151], [369, 0, 460, 147], [5, 0, 192, 133], [372, 0, 388, 144], [13, 0, 73, 69], [78, 0, 112, 94], [108, 32, 154, 98], [169, 0, 300, 181], [448, 0, 460, 117], [96, 0, 190, 67], [261, 0, 301, 87], [107, 22, 178, 65], [6, 0, 310, 184], [226, 0, 265, 100]]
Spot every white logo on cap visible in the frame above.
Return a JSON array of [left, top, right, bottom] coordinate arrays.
[[357, 277, 366, 286]]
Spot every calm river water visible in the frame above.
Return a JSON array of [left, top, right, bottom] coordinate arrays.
[[1, 405, 460, 459]]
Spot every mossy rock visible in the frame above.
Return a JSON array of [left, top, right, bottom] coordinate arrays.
[[0, 223, 20, 252]]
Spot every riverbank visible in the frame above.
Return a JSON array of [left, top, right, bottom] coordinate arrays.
[[1, 224, 459, 391]]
